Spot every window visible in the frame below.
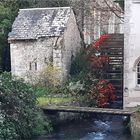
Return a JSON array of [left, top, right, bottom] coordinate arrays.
[[71, 51, 74, 61], [35, 62, 37, 70], [137, 62, 140, 84], [29, 59, 37, 71], [29, 62, 32, 70], [44, 57, 47, 63]]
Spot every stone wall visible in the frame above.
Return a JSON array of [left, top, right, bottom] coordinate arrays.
[[44, 111, 81, 126], [124, 0, 140, 108], [62, 10, 81, 80], [131, 113, 140, 139], [10, 38, 56, 82], [10, 11, 81, 83]]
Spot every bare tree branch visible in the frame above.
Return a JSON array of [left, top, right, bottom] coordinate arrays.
[[104, 0, 124, 22]]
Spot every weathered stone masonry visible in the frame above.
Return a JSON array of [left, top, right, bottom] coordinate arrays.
[[8, 7, 81, 83]]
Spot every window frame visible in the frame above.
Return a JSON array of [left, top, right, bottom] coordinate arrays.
[[136, 62, 140, 86], [29, 60, 37, 71]]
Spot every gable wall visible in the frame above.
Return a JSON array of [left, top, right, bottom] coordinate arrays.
[[62, 10, 81, 80], [10, 38, 54, 82]]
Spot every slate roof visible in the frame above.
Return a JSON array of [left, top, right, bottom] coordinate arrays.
[[8, 7, 72, 40]]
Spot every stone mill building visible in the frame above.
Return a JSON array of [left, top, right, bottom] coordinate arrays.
[[8, 7, 81, 82]]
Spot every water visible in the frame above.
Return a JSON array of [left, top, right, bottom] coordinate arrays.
[[37, 115, 133, 140]]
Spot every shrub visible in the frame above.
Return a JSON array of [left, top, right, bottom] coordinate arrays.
[[34, 86, 50, 97], [39, 64, 61, 87], [0, 72, 52, 140], [87, 80, 116, 107]]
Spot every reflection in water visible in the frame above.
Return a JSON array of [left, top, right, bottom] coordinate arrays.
[[81, 132, 106, 140], [37, 115, 133, 140]]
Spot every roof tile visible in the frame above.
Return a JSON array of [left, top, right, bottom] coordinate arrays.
[[8, 7, 71, 40]]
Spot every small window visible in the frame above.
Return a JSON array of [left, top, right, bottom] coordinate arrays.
[[35, 62, 37, 70], [71, 51, 74, 61], [137, 62, 140, 85], [29, 61, 37, 71], [29, 62, 32, 70], [44, 57, 47, 63]]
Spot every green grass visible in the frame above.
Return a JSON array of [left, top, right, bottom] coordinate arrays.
[[37, 97, 75, 107]]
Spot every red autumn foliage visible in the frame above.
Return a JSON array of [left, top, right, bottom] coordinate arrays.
[[92, 34, 110, 50], [89, 80, 116, 107], [97, 80, 116, 107], [85, 34, 116, 107], [86, 34, 110, 69], [89, 56, 110, 68]]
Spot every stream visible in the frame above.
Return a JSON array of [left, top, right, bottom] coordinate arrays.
[[37, 115, 134, 140]]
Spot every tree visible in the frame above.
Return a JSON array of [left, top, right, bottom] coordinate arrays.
[[32, 0, 70, 7], [0, 0, 33, 71], [0, 4, 13, 71]]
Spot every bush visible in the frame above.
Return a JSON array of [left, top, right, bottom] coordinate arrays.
[[0, 72, 52, 140], [39, 64, 61, 87], [34, 86, 51, 97], [87, 79, 116, 107]]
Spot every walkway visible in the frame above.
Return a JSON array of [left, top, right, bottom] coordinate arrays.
[[42, 106, 134, 116]]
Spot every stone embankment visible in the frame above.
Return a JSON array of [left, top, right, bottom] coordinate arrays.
[[131, 112, 140, 139]]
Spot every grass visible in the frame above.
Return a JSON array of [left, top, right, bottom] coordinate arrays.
[[37, 96, 75, 107]]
